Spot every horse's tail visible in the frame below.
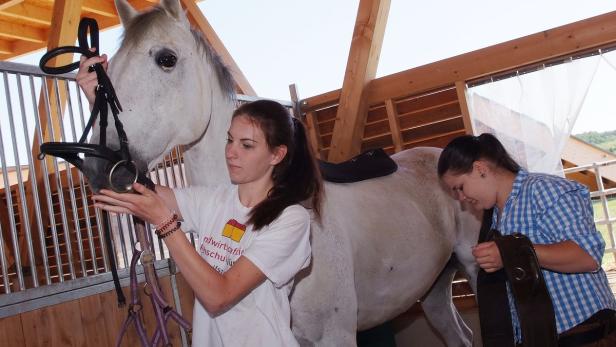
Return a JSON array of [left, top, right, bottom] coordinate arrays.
[[451, 201, 482, 293]]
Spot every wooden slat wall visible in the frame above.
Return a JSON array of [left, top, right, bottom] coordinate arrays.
[[0, 273, 195, 347], [308, 85, 467, 158]]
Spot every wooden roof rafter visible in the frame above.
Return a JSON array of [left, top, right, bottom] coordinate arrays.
[[0, 0, 255, 95], [328, 0, 390, 162]]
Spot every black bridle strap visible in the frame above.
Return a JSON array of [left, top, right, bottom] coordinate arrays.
[[38, 17, 153, 190], [38, 18, 148, 307]]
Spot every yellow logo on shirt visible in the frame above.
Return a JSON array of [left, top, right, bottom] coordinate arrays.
[[222, 219, 246, 242]]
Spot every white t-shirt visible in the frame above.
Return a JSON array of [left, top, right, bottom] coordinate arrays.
[[174, 185, 311, 347]]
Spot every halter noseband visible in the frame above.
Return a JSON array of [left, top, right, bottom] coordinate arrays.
[[38, 17, 154, 193]]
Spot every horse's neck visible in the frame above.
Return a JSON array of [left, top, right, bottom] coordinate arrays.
[[182, 87, 235, 187]]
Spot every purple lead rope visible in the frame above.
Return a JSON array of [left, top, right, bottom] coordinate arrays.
[[116, 219, 191, 346]]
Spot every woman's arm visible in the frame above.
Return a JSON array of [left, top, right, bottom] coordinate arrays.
[[473, 239, 598, 273], [163, 231, 265, 315], [92, 182, 265, 315], [534, 241, 598, 273]]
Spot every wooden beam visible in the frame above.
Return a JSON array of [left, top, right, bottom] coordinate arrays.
[[455, 81, 473, 135], [179, 0, 256, 95], [0, 3, 52, 26], [80, 0, 117, 17], [327, 0, 390, 162], [384, 99, 403, 152], [0, 38, 11, 53], [0, 19, 46, 42], [0, 0, 22, 11], [0, 39, 42, 60], [302, 10, 616, 112], [304, 111, 325, 159]]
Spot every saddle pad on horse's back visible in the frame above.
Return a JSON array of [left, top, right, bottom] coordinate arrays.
[[318, 148, 397, 183]]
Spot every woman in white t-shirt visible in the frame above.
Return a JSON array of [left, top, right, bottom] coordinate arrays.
[[91, 99, 323, 346]]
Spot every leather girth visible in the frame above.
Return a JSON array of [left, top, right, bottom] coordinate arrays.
[[476, 208, 558, 347]]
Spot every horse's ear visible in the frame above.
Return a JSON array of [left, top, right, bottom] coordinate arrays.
[[115, 0, 138, 26], [160, 0, 189, 26]]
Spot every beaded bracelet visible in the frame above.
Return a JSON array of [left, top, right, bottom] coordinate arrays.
[[157, 221, 182, 239], [154, 212, 178, 232]]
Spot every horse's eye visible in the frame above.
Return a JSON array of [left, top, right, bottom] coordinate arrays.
[[155, 50, 177, 71]]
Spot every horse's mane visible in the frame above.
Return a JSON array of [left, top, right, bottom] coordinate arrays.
[[121, 6, 236, 99]]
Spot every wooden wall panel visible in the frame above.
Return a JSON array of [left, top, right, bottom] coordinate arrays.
[[403, 131, 466, 150], [0, 273, 194, 347], [398, 103, 461, 130], [401, 118, 465, 144], [21, 300, 86, 346], [79, 294, 113, 347], [0, 314, 25, 346], [395, 88, 458, 115], [307, 84, 465, 157]]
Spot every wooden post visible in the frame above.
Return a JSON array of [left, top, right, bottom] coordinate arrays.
[[328, 0, 390, 162], [384, 99, 403, 152], [455, 81, 474, 134]]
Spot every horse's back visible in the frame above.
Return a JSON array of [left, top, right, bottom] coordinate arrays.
[[293, 147, 460, 333]]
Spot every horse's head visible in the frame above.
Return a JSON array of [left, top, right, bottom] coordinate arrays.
[[82, 0, 235, 192]]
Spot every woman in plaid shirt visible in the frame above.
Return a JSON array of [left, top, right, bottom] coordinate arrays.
[[438, 133, 616, 346]]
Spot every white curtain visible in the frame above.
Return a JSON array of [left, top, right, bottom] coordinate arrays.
[[602, 48, 616, 72], [466, 54, 600, 175]]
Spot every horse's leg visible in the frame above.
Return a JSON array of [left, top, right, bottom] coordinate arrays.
[[421, 257, 473, 347], [420, 204, 480, 347], [291, 223, 358, 347]]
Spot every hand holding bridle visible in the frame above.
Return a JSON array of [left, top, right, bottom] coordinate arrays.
[[76, 48, 108, 106], [472, 241, 504, 273], [92, 182, 173, 226]]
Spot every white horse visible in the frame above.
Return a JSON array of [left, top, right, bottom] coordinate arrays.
[[83, 1, 481, 345]]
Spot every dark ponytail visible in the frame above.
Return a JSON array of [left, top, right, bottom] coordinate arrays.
[[232, 100, 323, 230], [437, 133, 521, 177]]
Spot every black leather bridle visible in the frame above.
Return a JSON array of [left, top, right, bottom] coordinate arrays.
[[38, 17, 154, 194], [38, 17, 155, 306]]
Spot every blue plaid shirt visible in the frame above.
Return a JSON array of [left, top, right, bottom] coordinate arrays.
[[491, 170, 616, 343]]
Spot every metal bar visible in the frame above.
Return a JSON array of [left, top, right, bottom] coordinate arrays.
[[62, 80, 86, 277], [151, 166, 166, 259], [73, 80, 98, 275], [0, 222, 10, 293], [0, 258, 172, 319], [563, 159, 616, 173], [0, 61, 77, 79], [115, 213, 129, 269], [126, 214, 136, 254], [15, 74, 40, 287], [590, 188, 616, 198], [593, 165, 616, 260], [6, 72, 39, 289], [51, 78, 76, 280], [41, 77, 65, 282], [174, 147, 186, 188], [1, 71, 25, 291], [168, 259, 188, 347], [95, 208, 110, 272], [24, 76, 51, 285]]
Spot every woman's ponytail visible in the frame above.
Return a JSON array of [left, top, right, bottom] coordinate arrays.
[[232, 100, 323, 230]]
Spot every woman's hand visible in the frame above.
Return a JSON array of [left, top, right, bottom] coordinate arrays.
[[92, 182, 172, 226], [472, 241, 503, 273], [76, 48, 108, 107]]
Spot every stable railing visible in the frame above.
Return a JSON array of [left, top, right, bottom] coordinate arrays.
[[564, 159, 616, 263], [0, 60, 290, 318]]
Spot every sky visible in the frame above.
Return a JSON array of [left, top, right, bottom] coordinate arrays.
[[10, 0, 616, 134]]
